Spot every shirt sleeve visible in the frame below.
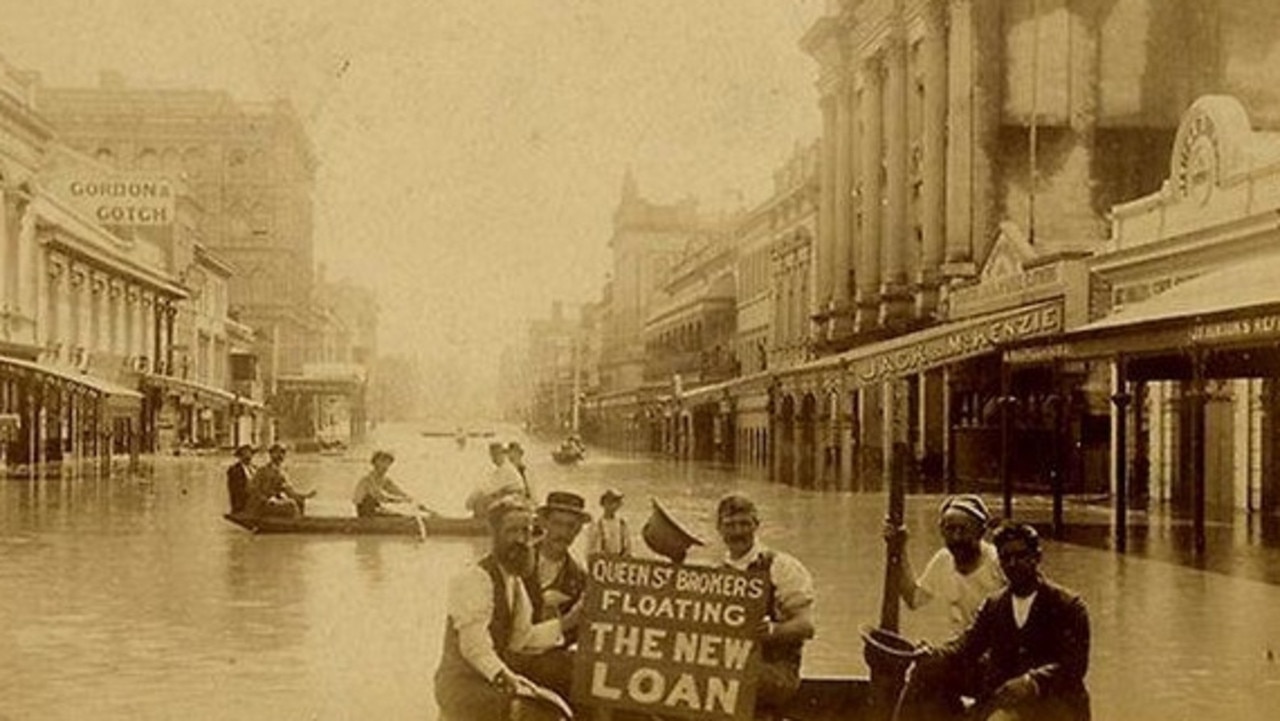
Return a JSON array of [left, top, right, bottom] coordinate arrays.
[[915, 548, 951, 606], [770, 552, 815, 618], [447, 567, 508, 681]]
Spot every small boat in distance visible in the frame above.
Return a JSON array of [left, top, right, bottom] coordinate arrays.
[[223, 512, 487, 537]]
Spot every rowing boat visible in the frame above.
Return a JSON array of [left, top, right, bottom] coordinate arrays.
[[223, 512, 488, 537]]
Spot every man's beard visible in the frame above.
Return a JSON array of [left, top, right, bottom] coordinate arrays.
[[498, 542, 534, 575], [947, 541, 980, 566]]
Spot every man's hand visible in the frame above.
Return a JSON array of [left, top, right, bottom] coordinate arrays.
[[542, 588, 573, 609], [560, 598, 583, 632], [882, 521, 908, 547], [991, 674, 1038, 706]]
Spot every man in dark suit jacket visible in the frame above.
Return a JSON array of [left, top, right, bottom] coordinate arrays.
[[909, 522, 1090, 721], [225, 445, 254, 514]]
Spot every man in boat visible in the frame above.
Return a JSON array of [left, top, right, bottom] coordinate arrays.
[[465, 442, 527, 518], [351, 450, 416, 518], [506, 442, 534, 497], [531, 491, 590, 625], [716, 493, 815, 717], [247, 444, 316, 518], [884, 494, 1006, 635], [435, 495, 578, 721], [908, 522, 1091, 721], [225, 444, 255, 515]]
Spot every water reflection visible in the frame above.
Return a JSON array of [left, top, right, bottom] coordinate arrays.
[[3, 424, 1280, 719]]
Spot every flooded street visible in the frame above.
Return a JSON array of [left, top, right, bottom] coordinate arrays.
[[3, 423, 1280, 720]]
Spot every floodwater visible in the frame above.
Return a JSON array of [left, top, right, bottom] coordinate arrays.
[[3, 422, 1280, 720]]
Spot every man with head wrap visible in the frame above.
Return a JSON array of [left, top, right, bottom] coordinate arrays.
[[884, 494, 1006, 634]]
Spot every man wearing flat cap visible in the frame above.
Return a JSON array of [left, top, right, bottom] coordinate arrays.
[[885, 493, 1006, 635], [716, 493, 815, 715]]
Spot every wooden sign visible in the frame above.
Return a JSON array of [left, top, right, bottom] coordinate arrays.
[[571, 555, 768, 720]]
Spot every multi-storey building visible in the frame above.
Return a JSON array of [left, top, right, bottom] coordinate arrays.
[[1, 55, 190, 472], [33, 72, 326, 388], [591, 174, 708, 449], [643, 230, 737, 460], [785, 0, 1280, 498]]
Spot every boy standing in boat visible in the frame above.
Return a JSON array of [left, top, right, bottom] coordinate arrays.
[[586, 489, 631, 557], [352, 450, 415, 517]]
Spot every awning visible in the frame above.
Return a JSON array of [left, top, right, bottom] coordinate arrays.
[[143, 373, 241, 408], [1005, 257, 1280, 365], [842, 301, 1064, 387], [0, 355, 142, 411]]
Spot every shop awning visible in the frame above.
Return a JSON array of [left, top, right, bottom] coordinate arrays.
[[0, 355, 142, 411], [841, 301, 1064, 387], [143, 373, 239, 407], [1005, 257, 1280, 365]]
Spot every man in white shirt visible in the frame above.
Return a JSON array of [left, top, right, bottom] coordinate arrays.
[[435, 496, 576, 721], [885, 494, 1006, 636], [910, 523, 1091, 721], [717, 493, 815, 716], [465, 443, 529, 517]]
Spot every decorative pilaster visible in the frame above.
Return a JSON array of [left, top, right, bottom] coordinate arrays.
[[818, 92, 838, 327], [855, 56, 883, 334], [918, 6, 948, 317], [880, 35, 912, 328], [831, 79, 854, 338], [944, 0, 977, 278]]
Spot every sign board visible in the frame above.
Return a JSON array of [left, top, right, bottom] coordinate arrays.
[[54, 174, 175, 226], [849, 302, 1063, 385], [572, 555, 767, 720]]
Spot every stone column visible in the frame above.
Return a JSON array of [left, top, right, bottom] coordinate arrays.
[[817, 93, 838, 327], [57, 260, 73, 363], [0, 186, 9, 309], [831, 80, 854, 337], [880, 36, 912, 328], [918, 9, 948, 317], [944, 0, 976, 277], [855, 56, 883, 334]]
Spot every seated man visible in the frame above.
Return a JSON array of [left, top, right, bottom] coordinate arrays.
[[351, 450, 414, 517], [716, 493, 815, 716], [225, 445, 255, 514], [435, 496, 577, 721], [909, 522, 1091, 721], [531, 492, 591, 625], [247, 444, 315, 518], [465, 442, 528, 518]]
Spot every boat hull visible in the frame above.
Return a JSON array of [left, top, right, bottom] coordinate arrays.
[[223, 513, 488, 537]]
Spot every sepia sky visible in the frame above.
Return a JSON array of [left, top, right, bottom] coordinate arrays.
[[1, 0, 825, 412]]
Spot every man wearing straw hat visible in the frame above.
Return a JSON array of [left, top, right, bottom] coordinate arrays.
[[716, 493, 815, 716], [885, 494, 1006, 635], [531, 491, 591, 624]]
